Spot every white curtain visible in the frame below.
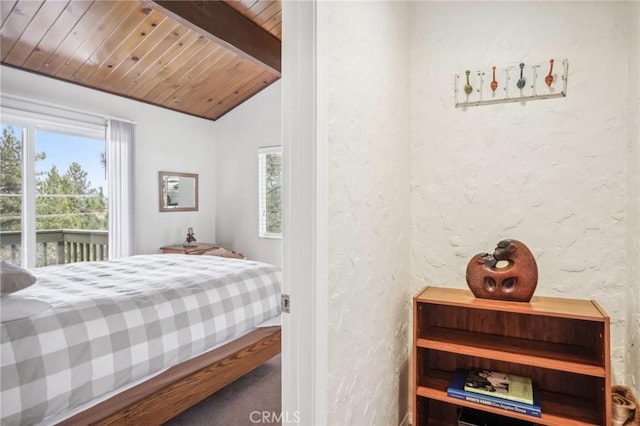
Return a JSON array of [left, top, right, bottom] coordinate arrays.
[[107, 119, 135, 258]]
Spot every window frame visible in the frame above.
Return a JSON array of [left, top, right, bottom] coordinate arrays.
[[1, 108, 106, 267]]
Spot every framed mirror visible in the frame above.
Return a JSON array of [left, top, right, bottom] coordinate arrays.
[[159, 171, 199, 212]]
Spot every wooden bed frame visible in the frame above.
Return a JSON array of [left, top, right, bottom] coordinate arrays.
[[58, 326, 281, 425]]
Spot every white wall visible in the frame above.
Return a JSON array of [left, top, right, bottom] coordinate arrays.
[[327, 3, 411, 425], [625, 0, 640, 393], [410, 1, 636, 392], [0, 66, 216, 254], [323, 2, 638, 422], [214, 82, 282, 266]]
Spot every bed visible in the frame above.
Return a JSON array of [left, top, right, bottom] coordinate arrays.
[[0, 254, 282, 425]]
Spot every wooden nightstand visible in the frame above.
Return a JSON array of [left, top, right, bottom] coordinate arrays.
[[159, 243, 220, 255]]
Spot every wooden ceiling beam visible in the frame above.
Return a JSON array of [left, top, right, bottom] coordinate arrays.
[[148, 0, 280, 76]]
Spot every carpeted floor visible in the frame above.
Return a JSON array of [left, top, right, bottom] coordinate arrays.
[[164, 354, 281, 426]]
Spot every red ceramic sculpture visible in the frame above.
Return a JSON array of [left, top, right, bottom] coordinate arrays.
[[466, 239, 538, 302]]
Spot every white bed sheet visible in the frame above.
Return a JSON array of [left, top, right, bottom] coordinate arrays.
[[1, 255, 281, 425]]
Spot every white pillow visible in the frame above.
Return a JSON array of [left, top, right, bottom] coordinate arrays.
[[1, 296, 50, 322], [0, 261, 37, 294]]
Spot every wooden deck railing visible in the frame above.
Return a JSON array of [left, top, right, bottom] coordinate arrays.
[[0, 229, 108, 266]]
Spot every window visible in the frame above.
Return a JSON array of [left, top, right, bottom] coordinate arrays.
[[258, 146, 282, 238], [1, 114, 108, 267], [0, 124, 24, 263]]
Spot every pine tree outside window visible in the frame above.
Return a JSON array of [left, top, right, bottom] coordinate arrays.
[[258, 146, 282, 239], [1, 114, 108, 267]]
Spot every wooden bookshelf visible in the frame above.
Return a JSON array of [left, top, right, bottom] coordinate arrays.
[[413, 286, 611, 426]]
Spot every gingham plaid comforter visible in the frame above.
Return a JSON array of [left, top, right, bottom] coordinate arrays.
[[1, 254, 281, 425]]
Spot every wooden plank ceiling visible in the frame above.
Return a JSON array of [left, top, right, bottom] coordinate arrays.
[[0, 0, 281, 121]]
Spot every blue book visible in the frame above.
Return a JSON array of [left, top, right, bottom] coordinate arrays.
[[447, 368, 542, 418]]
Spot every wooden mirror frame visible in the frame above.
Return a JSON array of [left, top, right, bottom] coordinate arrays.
[[159, 171, 199, 212]]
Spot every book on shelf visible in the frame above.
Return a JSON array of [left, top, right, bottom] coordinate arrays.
[[447, 368, 541, 418], [464, 367, 534, 405]]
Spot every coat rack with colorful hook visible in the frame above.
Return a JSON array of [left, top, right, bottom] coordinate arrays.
[[455, 58, 569, 108]]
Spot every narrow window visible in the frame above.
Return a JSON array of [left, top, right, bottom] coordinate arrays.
[[258, 146, 282, 239], [0, 124, 25, 264]]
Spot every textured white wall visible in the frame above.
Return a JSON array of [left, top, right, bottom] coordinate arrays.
[[625, 1, 640, 393], [0, 66, 216, 255], [214, 82, 282, 266], [327, 2, 411, 425], [410, 1, 635, 391]]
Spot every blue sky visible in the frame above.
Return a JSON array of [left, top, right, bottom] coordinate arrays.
[[2, 124, 107, 195], [37, 130, 107, 194]]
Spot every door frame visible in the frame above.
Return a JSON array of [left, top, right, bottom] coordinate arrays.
[[281, 1, 328, 424]]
